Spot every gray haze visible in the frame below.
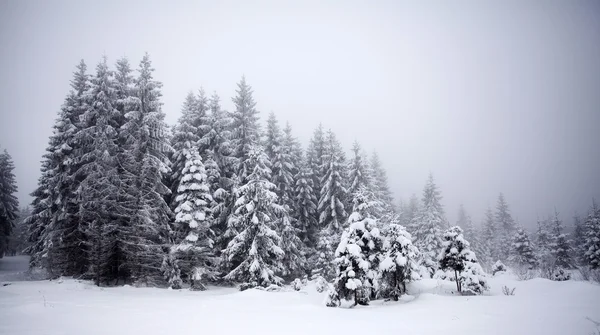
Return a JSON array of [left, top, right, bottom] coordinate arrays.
[[1, 0, 599, 228]]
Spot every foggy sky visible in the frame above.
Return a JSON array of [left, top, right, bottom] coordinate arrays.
[[1, 0, 599, 229]]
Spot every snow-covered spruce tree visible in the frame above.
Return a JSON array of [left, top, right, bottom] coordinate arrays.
[[306, 124, 326, 212], [535, 217, 554, 276], [347, 141, 372, 198], [277, 211, 307, 279], [439, 226, 489, 295], [456, 205, 475, 242], [330, 189, 383, 306], [481, 207, 498, 264], [294, 165, 318, 246], [550, 210, 574, 270], [222, 147, 284, 289], [509, 228, 537, 270], [25, 60, 90, 274], [379, 224, 420, 300], [370, 151, 394, 211], [583, 200, 600, 269], [0, 149, 19, 257], [317, 129, 348, 231], [6, 207, 32, 256], [572, 214, 587, 266], [495, 193, 516, 261], [199, 93, 236, 254], [282, 122, 303, 180], [171, 149, 217, 288], [403, 194, 420, 235], [471, 225, 491, 271], [264, 113, 295, 209], [169, 92, 200, 202], [75, 57, 123, 284], [119, 53, 173, 286], [229, 76, 261, 183], [413, 174, 445, 277]]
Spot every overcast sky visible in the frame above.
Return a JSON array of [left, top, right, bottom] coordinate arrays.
[[1, 0, 599, 228]]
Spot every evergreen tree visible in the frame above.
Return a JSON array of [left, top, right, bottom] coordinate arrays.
[[222, 147, 284, 288], [495, 193, 516, 261], [403, 194, 420, 235], [264, 113, 295, 207], [535, 217, 554, 274], [413, 174, 445, 277], [75, 56, 122, 283], [330, 190, 383, 306], [0, 149, 19, 257], [481, 207, 498, 262], [550, 210, 573, 269], [572, 214, 586, 266], [171, 149, 216, 287], [379, 224, 420, 300], [277, 212, 306, 279], [347, 141, 371, 198], [306, 124, 326, 212], [119, 53, 172, 285], [25, 60, 90, 273], [230, 76, 261, 183], [456, 204, 475, 242], [294, 165, 318, 245], [510, 228, 537, 269], [582, 200, 600, 269], [370, 151, 394, 210], [439, 226, 488, 295], [317, 129, 348, 231]]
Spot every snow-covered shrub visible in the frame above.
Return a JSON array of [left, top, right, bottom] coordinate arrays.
[[314, 275, 328, 293], [502, 286, 516, 296], [433, 269, 456, 282], [379, 224, 421, 301], [491, 260, 507, 276], [324, 286, 340, 307], [514, 266, 537, 281], [239, 282, 258, 291], [161, 254, 182, 290], [459, 261, 490, 295], [551, 268, 571, 281], [190, 267, 209, 291], [579, 266, 600, 283], [292, 278, 304, 291]]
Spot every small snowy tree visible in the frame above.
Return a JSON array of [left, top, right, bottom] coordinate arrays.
[[439, 226, 488, 295], [413, 174, 445, 277], [222, 147, 284, 288], [379, 224, 421, 300], [583, 201, 600, 269], [509, 228, 537, 270], [0, 149, 19, 258], [330, 188, 382, 306], [495, 193, 516, 261], [550, 210, 574, 270]]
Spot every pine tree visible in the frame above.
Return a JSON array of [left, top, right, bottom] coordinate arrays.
[[439, 226, 489, 295], [199, 93, 235, 253], [370, 151, 394, 210], [294, 165, 318, 245], [572, 215, 586, 265], [582, 200, 600, 269], [75, 56, 122, 283], [230, 76, 261, 183], [277, 212, 306, 279], [403, 194, 420, 235], [264, 113, 295, 207], [306, 124, 326, 212], [456, 204, 475, 242], [481, 207, 498, 263], [25, 60, 90, 273], [330, 190, 383, 306], [413, 174, 445, 277], [550, 210, 573, 269], [222, 147, 284, 288], [379, 224, 420, 300], [317, 129, 348, 231], [510, 228, 537, 269], [171, 149, 217, 287], [347, 141, 371, 198], [535, 217, 554, 274], [119, 53, 172, 285], [495, 193, 516, 261], [0, 149, 19, 257]]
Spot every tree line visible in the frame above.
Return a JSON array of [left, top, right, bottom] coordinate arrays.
[[0, 53, 598, 301]]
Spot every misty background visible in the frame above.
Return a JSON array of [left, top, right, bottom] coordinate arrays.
[[0, 0, 598, 228]]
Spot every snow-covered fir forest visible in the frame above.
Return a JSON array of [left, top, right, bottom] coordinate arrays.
[[1, 53, 599, 301]]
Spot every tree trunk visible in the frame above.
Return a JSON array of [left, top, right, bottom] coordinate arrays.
[[454, 270, 461, 293]]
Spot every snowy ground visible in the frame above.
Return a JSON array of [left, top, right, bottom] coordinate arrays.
[[1, 256, 599, 335]]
